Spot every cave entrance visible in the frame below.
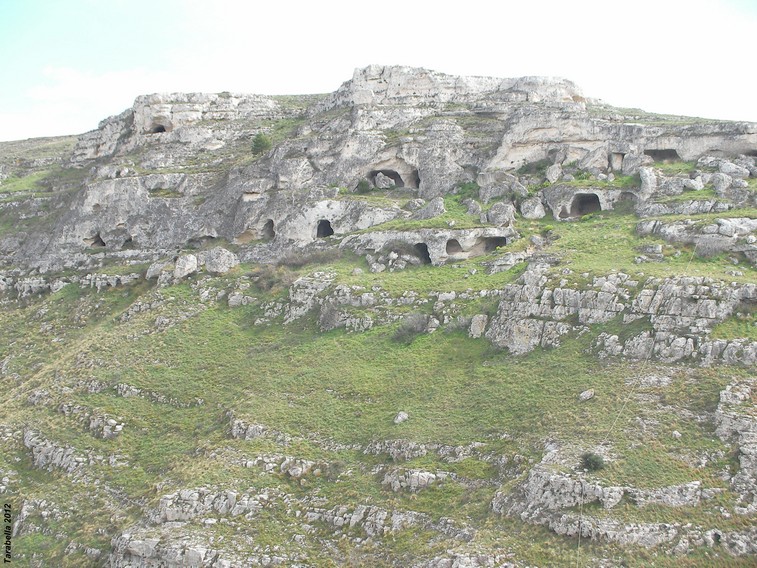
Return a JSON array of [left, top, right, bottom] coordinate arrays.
[[262, 219, 275, 240], [369, 169, 404, 188], [446, 239, 464, 254], [569, 193, 601, 217], [644, 149, 681, 162], [470, 236, 508, 255], [414, 243, 432, 264], [84, 233, 106, 248], [150, 124, 167, 133], [316, 219, 334, 238], [482, 236, 507, 252]]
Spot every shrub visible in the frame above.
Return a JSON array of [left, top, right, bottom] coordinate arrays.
[[393, 312, 429, 344], [252, 133, 272, 155], [580, 452, 605, 472], [355, 179, 371, 194]]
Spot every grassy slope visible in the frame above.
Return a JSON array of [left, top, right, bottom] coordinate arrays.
[[2, 227, 755, 565]]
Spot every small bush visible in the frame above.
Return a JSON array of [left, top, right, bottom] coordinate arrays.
[[252, 133, 272, 155], [393, 313, 429, 344], [355, 179, 372, 194], [580, 452, 605, 472]]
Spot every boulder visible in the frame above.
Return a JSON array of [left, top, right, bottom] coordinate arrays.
[[374, 172, 395, 189], [393, 411, 409, 424], [173, 255, 198, 280], [469, 314, 488, 338], [413, 196, 446, 220], [485, 202, 516, 226], [546, 163, 563, 184], [205, 247, 239, 275], [520, 196, 546, 219]]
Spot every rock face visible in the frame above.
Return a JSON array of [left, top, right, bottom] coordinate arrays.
[[6, 64, 756, 273], [486, 264, 757, 363]]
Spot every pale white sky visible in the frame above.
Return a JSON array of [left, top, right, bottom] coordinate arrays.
[[1, 0, 756, 142]]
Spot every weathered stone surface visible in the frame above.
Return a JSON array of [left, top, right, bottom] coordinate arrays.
[[204, 247, 239, 275], [487, 264, 757, 361], [469, 314, 488, 338], [484, 202, 516, 226], [173, 254, 198, 280], [519, 196, 546, 219]]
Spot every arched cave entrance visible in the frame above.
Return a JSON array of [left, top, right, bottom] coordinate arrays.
[[414, 243, 432, 264], [262, 219, 275, 240], [316, 219, 334, 238], [644, 149, 681, 162], [446, 239, 464, 254], [569, 193, 601, 217], [150, 124, 167, 134]]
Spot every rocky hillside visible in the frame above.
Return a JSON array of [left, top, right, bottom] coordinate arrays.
[[1, 65, 756, 567]]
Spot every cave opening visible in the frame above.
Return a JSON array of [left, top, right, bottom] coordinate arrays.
[[569, 193, 601, 217], [149, 124, 167, 134], [446, 239, 464, 254], [482, 236, 507, 252], [316, 219, 334, 238], [644, 149, 681, 162], [84, 233, 106, 248], [262, 219, 275, 240], [414, 243, 432, 264]]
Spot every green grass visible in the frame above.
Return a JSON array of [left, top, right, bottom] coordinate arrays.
[[0, 170, 52, 193], [654, 188, 718, 203], [711, 312, 757, 341]]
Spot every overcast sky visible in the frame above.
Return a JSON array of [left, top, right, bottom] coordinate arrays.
[[1, 0, 756, 142]]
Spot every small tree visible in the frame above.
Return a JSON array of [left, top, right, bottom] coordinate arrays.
[[252, 132, 272, 155], [580, 452, 605, 472]]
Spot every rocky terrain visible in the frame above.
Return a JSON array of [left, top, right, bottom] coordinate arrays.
[[1, 65, 756, 566]]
